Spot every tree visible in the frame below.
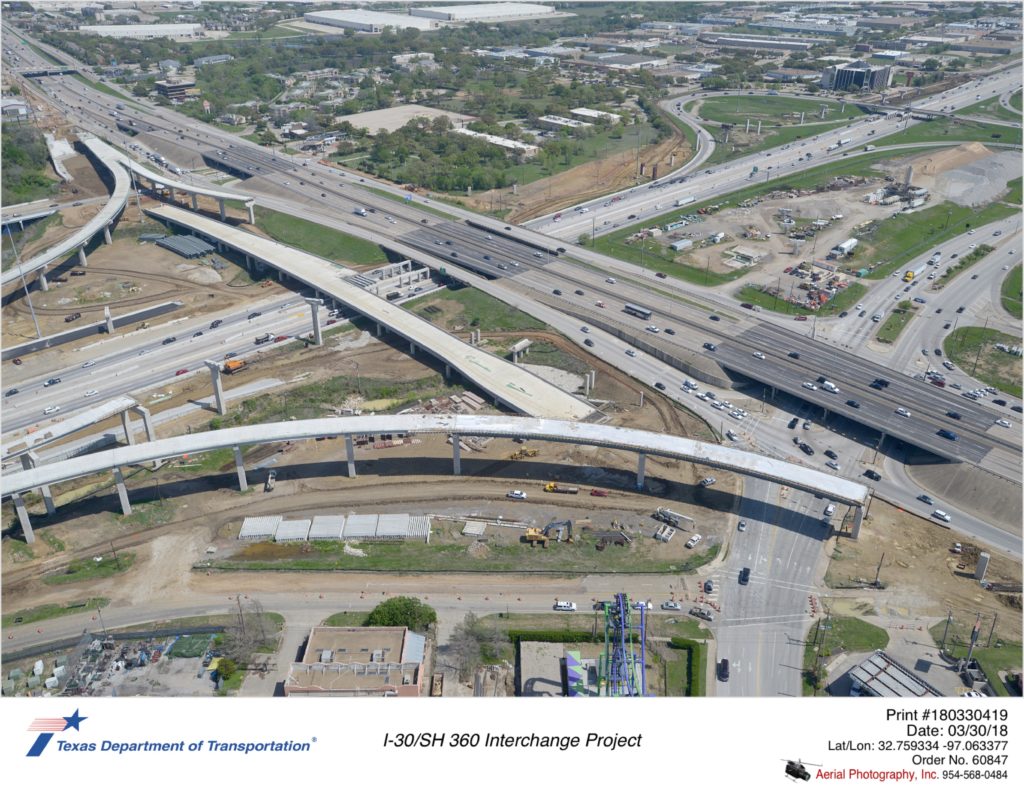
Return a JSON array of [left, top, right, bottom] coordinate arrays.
[[922, 58, 941, 72], [216, 658, 237, 680], [366, 596, 437, 632]]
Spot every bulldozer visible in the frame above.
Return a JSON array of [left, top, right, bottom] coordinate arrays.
[[523, 528, 548, 548], [509, 447, 539, 460]]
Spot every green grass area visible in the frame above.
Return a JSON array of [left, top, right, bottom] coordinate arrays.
[[208, 537, 720, 574], [176, 447, 237, 474], [593, 234, 745, 287], [1012, 91, 1023, 113], [664, 655, 688, 695], [253, 206, 388, 266], [118, 498, 175, 529], [803, 615, 889, 696], [735, 281, 867, 318], [2, 126, 59, 207], [875, 303, 917, 344], [1001, 265, 1022, 319], [322, 611, 370, 627], [873, 115, 1022, 149], [936, 244, 994, 286], [27, 42, 63, 65], [225, 25, 306, 40], [520, 340, 590, 376], [928, 620, 1022, 697], [168, 633, 215, 658], [210, 371, 456, 429], [406, 285, 547, 332], [954, 95, 1022, 124], [1005, 176, 1022, 205], [2, 598, 110, 628], [2, 213, 62, 270], [944, 326, 1023, 399], [70, 72, 131, 102], [851, 201, 1018, 280], [44, 552, 135, 586]]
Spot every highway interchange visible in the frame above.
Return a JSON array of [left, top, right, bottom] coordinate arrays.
[[2, 28, 1021, 697]]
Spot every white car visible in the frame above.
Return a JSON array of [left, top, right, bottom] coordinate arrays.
[[895, 407, 912, 418], [581, 326, 590, 333], [826, 461, 841, 471], [737, 520, 747, 532], [752, 351, 765, 359], [606, 277, 617, 284], [660, 600, 682, 611], [82, 360, 96, 368], [43, 405, 61, 415], [855, 304, 864, 310], [632, 600, 651, 611], [685, 534, 703, 548], [625, 348, 637, 357], [802, 382, 818, 391], [824, 503, 836, 516], [84, 389, 98, 397], [506, 490, 527, 500], [646, 325, 660, 333], [995, 419, 1011, 428]]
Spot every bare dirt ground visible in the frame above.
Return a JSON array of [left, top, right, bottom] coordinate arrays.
[[824, 499, 1021, 643], [467, 131, 691, 224]]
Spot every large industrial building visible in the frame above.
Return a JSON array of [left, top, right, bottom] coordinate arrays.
[[410, 3, 556, 22], [821, 60, 893, 91], [284, 626, 426, 697], [77, 23, 203, 38], [303, 9, 439, 33]]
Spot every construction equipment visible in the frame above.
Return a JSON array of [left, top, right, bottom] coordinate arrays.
[[223, 359, 247, 374], [544, 482, 579, 494], [509, 447, 539, 460], [543, 520, 574, 543], [523, 528, 548, 548], [653, 507, 689, 528]]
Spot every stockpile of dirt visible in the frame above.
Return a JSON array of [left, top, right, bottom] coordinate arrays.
[[915, 142, 992, 176]]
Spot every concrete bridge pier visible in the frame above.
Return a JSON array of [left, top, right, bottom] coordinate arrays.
[[245, 200, 255, 225], [636, 452, 646, 490], [120, 410, 137, 446], [103, 223, 112, 245], [113, 467, 132, 516], [376, 323, 383, 337], [104, 306, 115, 334], [305, 297, 324, 346], [37, 266, 48, 292], [13, 493, 34, 544], [850, 504, 864, 540], [452, 434, 462, 476], [345, 434, 357, 477], [218, 198, 226, 221], [233, 446, 248, 491], [191, 193, 198, 210], [20, 452, 55, 516], [204, 360, 227, 415], [445, 364, 451, 379], [410, 341, 417, 355], [78, 246, 88, 267]]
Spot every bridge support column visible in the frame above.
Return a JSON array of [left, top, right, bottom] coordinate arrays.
[[245, 200, 255, 225], [636, 452, 646, 490], [305, 297, 324, 346], [376, 323, 383, 337], [451, 434, 461, 476], [120, 410, 136, 446], [410, 342, 417, 356], [78, 246, 88, 267], [169, 187, 176, 202], [13, 493, 35, 544], [104, 305, 115, 334], [233, 446, 248, 491], [204, 360, 227, 415], [113, 467, 132, 516], [130, 405, 156, 443], [37, 266, 49, 292], [445, 364, 451, 379], [218, 198, 226, 221], [345, 434, 356, 477], [850, 504, 864, 540], [191, 193, 198, 210], [21, 452, 56, 516]]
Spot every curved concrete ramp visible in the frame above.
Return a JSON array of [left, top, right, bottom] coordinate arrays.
[[2, 414, 869, 506]]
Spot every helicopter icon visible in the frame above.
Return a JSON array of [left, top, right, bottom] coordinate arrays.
[[782, 758, 821, 781]]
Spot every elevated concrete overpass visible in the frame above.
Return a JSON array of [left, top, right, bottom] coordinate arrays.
[[0, 137, 255, 292], [145, 203, 595, 425], [2, 414, 870, 543]]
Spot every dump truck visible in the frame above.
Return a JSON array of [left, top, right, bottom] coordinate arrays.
[[544, 482, 579, 494], [254, 332, 272, 345], [223, 359, 247, 374]]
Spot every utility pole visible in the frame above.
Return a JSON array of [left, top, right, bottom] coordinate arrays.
[[939, 609, 953, 653], [987, 614, 997, 648], [236, 594, 247, 639], [970, 316, 990, 376], [6, 224, 42, 340], [110, 541, 121, 570], [874, 553, 884, 587]]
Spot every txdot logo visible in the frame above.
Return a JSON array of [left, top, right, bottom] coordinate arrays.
[[26, 709, 87, 757]]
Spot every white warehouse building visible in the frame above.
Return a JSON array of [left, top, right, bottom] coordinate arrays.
[[303, 10, 439, 33], [77, 23, 203, 39], [410, 3, 556, 22]]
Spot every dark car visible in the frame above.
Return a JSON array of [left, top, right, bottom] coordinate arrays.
[[858, 310, 867, 318], [937, 429, 958, 441], [788, 417, 799, 429], [947, 411, 962, 420], [162, 336, 176, 345], [956, 306, 965, 314], [788, 351, 800, 359], [739, 568, 751, 585], [64, 312, 81, 323], [703, 342, 717, 351], [574, 289, 584, 296], [934, 348, 942, 356], [839, 311, 848, 317], [247, 312, 262, 320], [918, 494, 934, 505], [994, 398, 1007, 406], [654, 382, 666, 390], [4, 388, 18, 397], [709, 314, 720, 322], [847, 399, 860, 408], [825, 449, 838, 460], [655, 272, 667, 278], [718, 659, 730, 681], [870, 378, 890, 390], [864, 469, 882, 481], [800, 443, 814, 455], [210, 319, 223, 329], [584, 338, 594, 347], [1012, 405, 1023, 413], [553, 289, 562, 295], [43, 377, 62, 387], [192, 331, 204, 338], [664, 328, 675, 335], [704, 579, 714, 593]]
